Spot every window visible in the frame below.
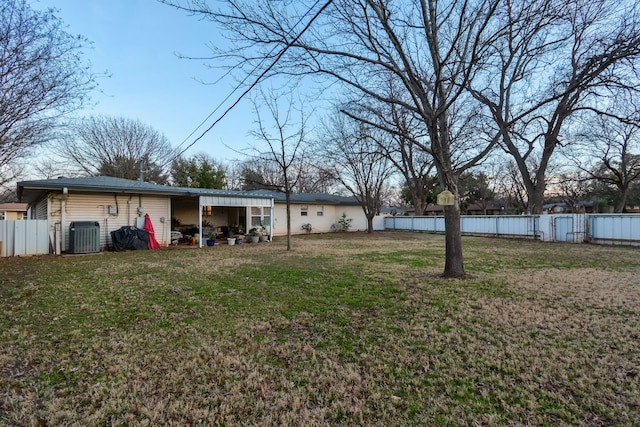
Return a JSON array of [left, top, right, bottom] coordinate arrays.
[[300, 205, 308, 216], [202, 206, 213, 216], [317, 206, 324, 217], [251, 206, 271, 228]]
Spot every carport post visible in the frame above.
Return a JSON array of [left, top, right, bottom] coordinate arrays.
[[270, 197, 274, 240], [198, 196, 203, 248]]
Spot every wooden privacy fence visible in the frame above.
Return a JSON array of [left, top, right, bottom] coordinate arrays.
[[0, 220, 49, 257], [384, 214, 640, 245]]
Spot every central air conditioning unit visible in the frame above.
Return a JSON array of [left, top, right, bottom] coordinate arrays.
[[68, 221, 100, 254]]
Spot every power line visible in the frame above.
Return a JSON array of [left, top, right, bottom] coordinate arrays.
[[163, 0, 333, 169]]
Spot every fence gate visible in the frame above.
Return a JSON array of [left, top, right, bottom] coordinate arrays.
[[553, 214, 587, 243], [554, 216, 572, 242]]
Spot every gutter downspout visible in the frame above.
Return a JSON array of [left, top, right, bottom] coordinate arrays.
[[61, 188, 67, 252]]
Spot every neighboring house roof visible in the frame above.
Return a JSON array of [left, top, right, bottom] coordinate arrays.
[[466, 202, 505, 212], [17, 176, 273, 205], [250, 189, 360, 205], [380, 206, 405, 215], [425, 203, 445, 213], [543, 202, 568, 212], [0, 203, 28, 212]]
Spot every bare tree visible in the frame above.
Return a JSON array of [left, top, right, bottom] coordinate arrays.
[[164, 0, 502, 277], [54, 115, 174, 183], [221, 162, 244, 191], [0, 0, 95, 187], [249, 88, 310, 250], [566, 97, 640, 212], [469, 0, 640, 213], [319, 112, 394, 233], [553, 171, 592, 212], [33, 157, 82, 180], [235, 158, 285, 191], [0, 187, 17, 203], [291, 158, 338, 194], [0, 162, 23, 198], [491, 157, 528, 214], [235, 154, 335, 194], [350, 83, 436, 216]]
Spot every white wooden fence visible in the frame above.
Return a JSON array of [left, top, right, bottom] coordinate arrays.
[[0, 220, 50, 257], [384, 214, 640, 245]]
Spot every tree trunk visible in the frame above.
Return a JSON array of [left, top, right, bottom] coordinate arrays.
[[443, 203, 465, 278], [413, 196, 427, 217], [367, 214, 374, 234], [616, 185, 629, 213], [528, 185, 546, 214]]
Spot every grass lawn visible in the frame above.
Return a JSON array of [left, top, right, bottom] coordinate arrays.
[[1, 232, 639, 426]]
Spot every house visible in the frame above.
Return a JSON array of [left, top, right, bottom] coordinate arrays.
[[17, 176, 274, 253], [380, 206, 406, 216], [0, 203, 28, 220], [465, 201, 506, 215], [542, 202, 568, 214], [406, 201, 507, 216], [251, 190, 368, 235], [424, 203, 445, 216]]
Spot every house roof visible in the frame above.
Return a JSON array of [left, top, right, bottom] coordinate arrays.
[[380, 206, 406, 215], [466, 201, 505, 211], [543, 202, 568, 211], [425, 203, 445, 212], [17, 176, 273, 205], [250, 189, 360, 205], [0, 202, 28, 212]]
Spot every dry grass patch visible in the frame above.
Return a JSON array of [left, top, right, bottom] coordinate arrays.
[[455, 268, 640, 426], [1, 232, 639, 426]]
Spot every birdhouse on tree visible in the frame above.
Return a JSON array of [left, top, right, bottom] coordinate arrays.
[[437, 190, 455, 206]]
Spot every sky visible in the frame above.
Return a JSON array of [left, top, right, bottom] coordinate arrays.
[[35, 0, 265, 164]]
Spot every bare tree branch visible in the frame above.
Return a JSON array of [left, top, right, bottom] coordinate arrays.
[[0, 0, 96, 186], [52, 116, 175, 183]]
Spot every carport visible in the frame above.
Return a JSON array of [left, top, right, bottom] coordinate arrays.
[[170, 189, 274, 247]]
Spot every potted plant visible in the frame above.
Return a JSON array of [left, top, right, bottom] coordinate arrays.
[[230, 224, 243, 245], [248, 227, 260, 243], [259, 223, 269, 242], [206, 231, 216, 246]]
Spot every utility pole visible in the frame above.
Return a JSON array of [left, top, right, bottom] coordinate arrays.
[[139, 159, 145, 182]]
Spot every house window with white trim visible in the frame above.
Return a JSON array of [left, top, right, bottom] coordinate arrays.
[[251, 206, 271, 228], [317, 206, 324, 217], [300, 205, 308, 216]]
